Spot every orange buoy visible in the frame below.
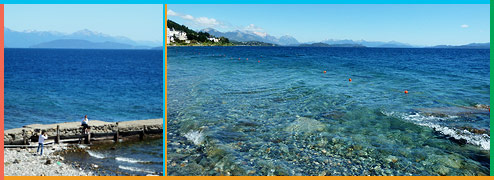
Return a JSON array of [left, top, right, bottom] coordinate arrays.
[[238, 58, 240, 60], [323, 71, 327, 74], [258, 60, 260, 63], [349, 78, 352, 82], [246, 58, 248, 60], [404, 90, 408, 94]]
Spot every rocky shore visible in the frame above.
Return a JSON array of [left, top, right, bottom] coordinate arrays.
[[4, 144, 94, 176], [4, 118, 164, 176]]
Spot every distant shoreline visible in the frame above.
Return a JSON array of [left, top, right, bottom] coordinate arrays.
[[165, 45, 490, 49], [4, 47, 163, 50], [5, 46, 489, 50]]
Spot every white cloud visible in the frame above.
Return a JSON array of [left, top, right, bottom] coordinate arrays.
[[183, 15, 194, 20], [243, 24, 267, 37], [461, 24, 469, 28], [252, 31, 268, 38], [167, 9, 220, 27], [244, 24, 264, 32], [167, 10, 178, 16], [195, 17, 220, 26]]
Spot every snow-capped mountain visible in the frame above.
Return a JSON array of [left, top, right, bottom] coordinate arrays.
[[200, 28, 420, 47], [200, 28, 300, 46], [5, 27, 162, 48]]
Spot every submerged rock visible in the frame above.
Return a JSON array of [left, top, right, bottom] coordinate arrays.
[[473, 104, 490, 110], [285, 117, 326, 134], [435, 166, 450, 176], [418, 106, 489, 117], [385, 155, 398, 164]]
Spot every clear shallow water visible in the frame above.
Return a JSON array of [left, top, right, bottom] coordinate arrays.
[[62, 138, 163, 176], [167, 46, 489, 176], [5, 48, 163, 175]]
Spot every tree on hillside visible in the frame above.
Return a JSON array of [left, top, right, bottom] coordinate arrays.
[[219, 37, 229, 44], [167, 19, 231, 44]]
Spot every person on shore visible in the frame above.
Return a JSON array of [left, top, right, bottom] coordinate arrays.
[[81, 115, 90, 134], [37, 131, 48, 156]]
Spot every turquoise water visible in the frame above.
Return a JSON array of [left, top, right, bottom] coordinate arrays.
[[167, 46, 489, 176]]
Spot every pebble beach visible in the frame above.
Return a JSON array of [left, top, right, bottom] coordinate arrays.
[[4, 144, 94, 176]]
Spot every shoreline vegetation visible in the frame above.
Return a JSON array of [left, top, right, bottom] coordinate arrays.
[[167, 20, 277, 47], [167, 41, 277, 47]]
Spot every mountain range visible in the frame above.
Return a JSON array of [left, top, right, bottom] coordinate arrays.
[[318, 39, 414, 48], [200, 28, 299, 46], [30, 39, 151, 49], [299, 43, 366, 48], [201, 27, 489, 49], [6, 26, 489, 49], [430, 43, 490, 49], [200, 28, 418, 48], [5, 27, 162, 49]]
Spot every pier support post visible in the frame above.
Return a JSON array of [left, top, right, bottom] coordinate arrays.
[[114, 122, 119, 143], [139, 125, 146, 140], [84, 133, 91, 144], [22, 129, 27, 145], [55, 125, 60, 144]]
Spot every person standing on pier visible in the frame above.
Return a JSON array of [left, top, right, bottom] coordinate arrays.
[[82, 115, 90, 134], [37, 131, 48, 156]]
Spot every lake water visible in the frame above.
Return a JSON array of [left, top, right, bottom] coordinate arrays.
[[5, 48, 163, 175], [167, 46, 489, 176]]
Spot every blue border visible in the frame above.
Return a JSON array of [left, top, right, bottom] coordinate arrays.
[[163, 0, 490, 3], [0, 0, 490, 4], [0, 0, 163, 3]]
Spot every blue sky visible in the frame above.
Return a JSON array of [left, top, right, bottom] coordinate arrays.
[[168, 4, 489, 46], [5, 4, 163, 42]]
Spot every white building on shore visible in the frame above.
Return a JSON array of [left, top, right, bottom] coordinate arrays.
[[207, 37, 220, 43], [167, 28, 188, 43]]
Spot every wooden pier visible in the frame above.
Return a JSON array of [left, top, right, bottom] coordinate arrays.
[[4, 118, 163, 146]]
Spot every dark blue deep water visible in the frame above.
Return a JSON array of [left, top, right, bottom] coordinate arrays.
[[5, 48, 163, 175], [167, 46, 489, 176], [5, 48, 163, 129]]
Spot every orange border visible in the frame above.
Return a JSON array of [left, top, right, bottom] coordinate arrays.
[[5, 176, 494, 179]]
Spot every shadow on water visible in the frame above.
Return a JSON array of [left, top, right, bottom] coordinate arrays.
[[60, 137, 163, 176]]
